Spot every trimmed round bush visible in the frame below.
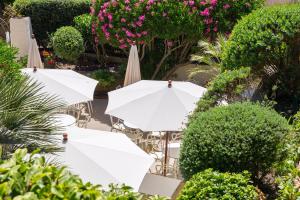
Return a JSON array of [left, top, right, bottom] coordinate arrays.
[[52, 26, 84, 62], [222, 4, 300, 71], [14, 0, 90, 44], [177, 169, 258, 200], [179, 102, 290, 180]]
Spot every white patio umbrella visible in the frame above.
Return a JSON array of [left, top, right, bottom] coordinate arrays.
[[54, 127, 154, 191], [21, 68, 98, 106], [27, 35, 43, 68], [106, 80, 206, 131], [124, 45, 141, 86], [105, 80, 206, 175]]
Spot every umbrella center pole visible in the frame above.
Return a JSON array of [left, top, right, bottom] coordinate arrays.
[[163, 132, 170, 176]]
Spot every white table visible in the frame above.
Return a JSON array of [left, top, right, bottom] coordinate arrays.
[[53, 114, 76, 127]]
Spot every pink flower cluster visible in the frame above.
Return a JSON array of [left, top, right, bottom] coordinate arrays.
[[93, 0, 153, 48]]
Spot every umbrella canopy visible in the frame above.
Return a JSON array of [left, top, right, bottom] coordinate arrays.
[[124, 45, 141, 86], [55, 127, 154, 191], [105, 80, 207, 132], [27, 37, 43, 68], [21, 68, 98, 105]]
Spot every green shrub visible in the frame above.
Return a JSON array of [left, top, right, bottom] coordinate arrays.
[[0, 40, 21, 78], [0, 148, 165, 199], [222, 4, 300, 71], [14, 0, 90, 44], [195, 67, 251, 112], [177, 169, 258, 200], [91, 69, 118, 88], [52, 26, 84, 62], [180, 102, 290, 180], [74, 14, 93, 49]]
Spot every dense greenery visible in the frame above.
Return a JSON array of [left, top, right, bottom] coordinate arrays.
[[0, 40, 21, 78], [0, 75, 63, 157], [14, 0, 90, 44], [221, 4, 300, 114], [180, 102, 290, 180], [52, 26, 84, 62], [90, 69, 118, 88], [177, 169, 258, 200], [0, 148, 165, 199], [195, 67, 251, 112]]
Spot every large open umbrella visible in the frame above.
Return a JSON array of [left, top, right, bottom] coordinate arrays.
[[54, 127, 154, 191], [124, 45, 141, 86], [105, 80, 206, 175], [21, 68, 98, 105]]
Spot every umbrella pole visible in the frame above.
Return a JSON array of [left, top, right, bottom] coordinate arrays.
[[163, 132, 169, 176]]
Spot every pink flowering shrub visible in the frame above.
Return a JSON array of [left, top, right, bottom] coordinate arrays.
[[91, 0, 263, 49]]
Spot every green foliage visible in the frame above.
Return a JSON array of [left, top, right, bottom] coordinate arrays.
[[222, 4, 300, 71], [180, 102, 290, 180], [0, 148, 166, 199], [52, 26, 84, 62], [0, 40, 21, 78], [195, 67, 251, 112], [14, 0, 90, 44], [177, 169, 258, 200], [74, 14, 93, 49], [91, 69, 118, 88], [0, 75, 64, 157]]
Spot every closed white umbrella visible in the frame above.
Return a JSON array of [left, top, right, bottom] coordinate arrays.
[[124, 45, 141, 86], [105, 80, 206, 175], [27, 35, 43, 68], [21, 68, 98, 105], [55, 127, 154, 191]]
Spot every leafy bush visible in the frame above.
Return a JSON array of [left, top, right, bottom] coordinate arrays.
[[0, 148, 165, 199], [91, 69, 118, 88], [52, 26, 84, 62], [195, 67, 251, 112], [180, 102, 290, 180], [222, 4, 300, 71], [14, 0, 90, 44], [0, 40, 21, 78], [177, 169, 258, 200], [74, 14, 93, 49]]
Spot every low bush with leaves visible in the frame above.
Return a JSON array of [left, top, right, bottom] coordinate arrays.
[[0, 40, 21, 78], [91, 69, 118, 88], [180, 102, 290, 180], [0, 148, 165, 199], [177, 169, 258, 200], [52, 26, 84, 62], [194, 67, 251, 112], [74, 14, 93, 50]]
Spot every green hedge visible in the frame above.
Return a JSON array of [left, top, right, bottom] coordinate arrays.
[[177, 169, 258, 200], [180, 102, 290, 180], [74, 14, 93, 50], [222, 4, 300, 71], [14, 0, 90, 44], [52, 26, 84, 62]]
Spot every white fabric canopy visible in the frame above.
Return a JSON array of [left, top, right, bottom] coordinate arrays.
[[10, 17, 32, 58], [21, 68, 98, 105], [27, 37, 43, 68], [124, 45, 141, 86], [55, 127, 154, 191], [105, 80, 207, 131]]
